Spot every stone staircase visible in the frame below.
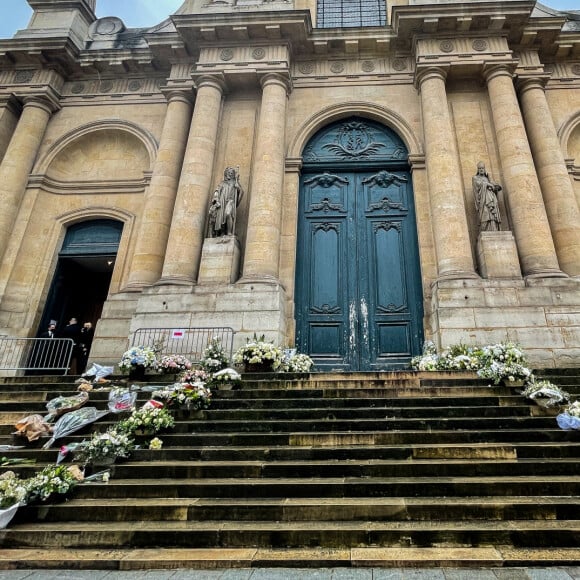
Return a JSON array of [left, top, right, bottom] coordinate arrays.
[[1, 369, 580, 571]]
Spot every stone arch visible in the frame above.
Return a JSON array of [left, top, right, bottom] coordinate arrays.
[[51, 207, 137, 293], [33, 120, 158, 181], [558, 111, 580, 161], [288, 102, 423, 161]]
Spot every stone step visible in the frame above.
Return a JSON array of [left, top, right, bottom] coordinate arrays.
[[15, 426, 576, 450], [2, 546, 580, 570], [15, 496, 580, 524], [4, 519, 580, 550], [1, 415, 562, 437], [0, 404, 538, 424], [11, 457, 580, 481], [6, 441, 580, 465], [69, 475, 580, 499]]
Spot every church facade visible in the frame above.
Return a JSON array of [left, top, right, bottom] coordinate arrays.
[[0, 0, 579, 371]]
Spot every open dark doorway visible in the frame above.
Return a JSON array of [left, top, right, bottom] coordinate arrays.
[[37, 219, 122, 341], [40, 255, 115, 335]]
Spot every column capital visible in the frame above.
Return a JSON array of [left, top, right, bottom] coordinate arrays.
[[160, 87, 194, 106], [482, 62, 516, 83], [515, 73, 551, 96], [258, 72, 292, 95], [414, 65, 449, 90], [193, 74, 227, 94], [21, 94, 61, 114]]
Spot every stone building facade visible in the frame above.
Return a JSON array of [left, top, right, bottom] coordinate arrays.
[[0, 0, 579, 371]]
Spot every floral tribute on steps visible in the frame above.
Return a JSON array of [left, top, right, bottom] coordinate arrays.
[[3, 336, 313, 526]]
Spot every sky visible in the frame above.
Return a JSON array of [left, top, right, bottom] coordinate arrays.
[[0, 0, 578, 39]]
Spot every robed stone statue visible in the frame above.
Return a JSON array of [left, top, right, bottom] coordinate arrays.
[[473, 161, 502, 232], [208, 166, 244, 238]]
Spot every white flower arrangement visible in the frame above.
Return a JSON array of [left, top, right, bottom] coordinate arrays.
[[210, 368, 242, 388], [118, 346, 158, 373], [157, 354, 192, 374], [411, 341, 533, 386], [0, 471, 27, 509], [281, 353, 314, 373], [75, 428, 135, 465], [522, 380, 570, 408], [117, 405, 175, 435], [153, 382, 212, 410], [233, 334, 283, 370], [24, 465, 80, 503], [201, 337, 230, 372]]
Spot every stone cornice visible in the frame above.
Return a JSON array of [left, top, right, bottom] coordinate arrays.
[[28, 174, 152, 195]]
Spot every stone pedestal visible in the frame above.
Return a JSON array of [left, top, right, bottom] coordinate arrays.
[[477, 231, 521, 279], [198, 237, 241, 284]]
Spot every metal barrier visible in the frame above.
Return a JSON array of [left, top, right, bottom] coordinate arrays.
[[0, 337, 75, 374], [130, 327, 235, 363]]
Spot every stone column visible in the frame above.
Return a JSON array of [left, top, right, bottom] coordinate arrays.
[[159, 76, 225, 285], [126, 90, 193, 289], [416, 67, 477, 279], [484, 64, 563, 278], [518, 76, 580, 277], [0, 96, 56, 261], [241, 73, 290, 282]]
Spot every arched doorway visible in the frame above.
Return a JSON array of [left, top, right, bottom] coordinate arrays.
[[295, 117, 424, 370], [39, 219, 122, 336]]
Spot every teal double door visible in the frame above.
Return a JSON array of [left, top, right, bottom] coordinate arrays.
[[296, 166, 424, 370]]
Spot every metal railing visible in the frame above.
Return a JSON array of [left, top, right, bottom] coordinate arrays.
[[130, 327, 235, 363], [0, 337, 75, 374]]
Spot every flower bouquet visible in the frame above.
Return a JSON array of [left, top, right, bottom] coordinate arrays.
[[281, 353, 314, 373], [75, 428, 135, 466], [118, 346, 158, 378], [117, 404, 175, 436], [153, 382, 212, 410], [233, 334, 283, 372], [522, 380, 570, 408], [157, 354, 192, 375], [201, 337, 230, 372], [557, 401, 580, 430], [180, 368, 210, 384], [209, 368, 242, 389], [0, 471, 27, 528], [24, 464, 81, 504], [477, 360, 532, 385]]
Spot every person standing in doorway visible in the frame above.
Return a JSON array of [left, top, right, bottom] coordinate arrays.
[[60, 317, 81, 374], [77, 321, 94, 374]]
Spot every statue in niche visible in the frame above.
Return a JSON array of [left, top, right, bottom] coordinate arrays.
[[473, 161, 502, 232], [207, 166, 244, 239]]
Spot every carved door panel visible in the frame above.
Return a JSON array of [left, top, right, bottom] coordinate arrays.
[[296, 169, 423, 370]]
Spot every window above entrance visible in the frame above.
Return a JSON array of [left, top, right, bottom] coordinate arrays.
[[316, 0, 386, 28]]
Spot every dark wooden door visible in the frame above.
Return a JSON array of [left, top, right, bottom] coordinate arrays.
[[296, 168, 423, 370]]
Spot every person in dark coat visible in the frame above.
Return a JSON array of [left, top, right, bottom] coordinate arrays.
[[77, 321, 94, 374], [60, 317, 81, 374]]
